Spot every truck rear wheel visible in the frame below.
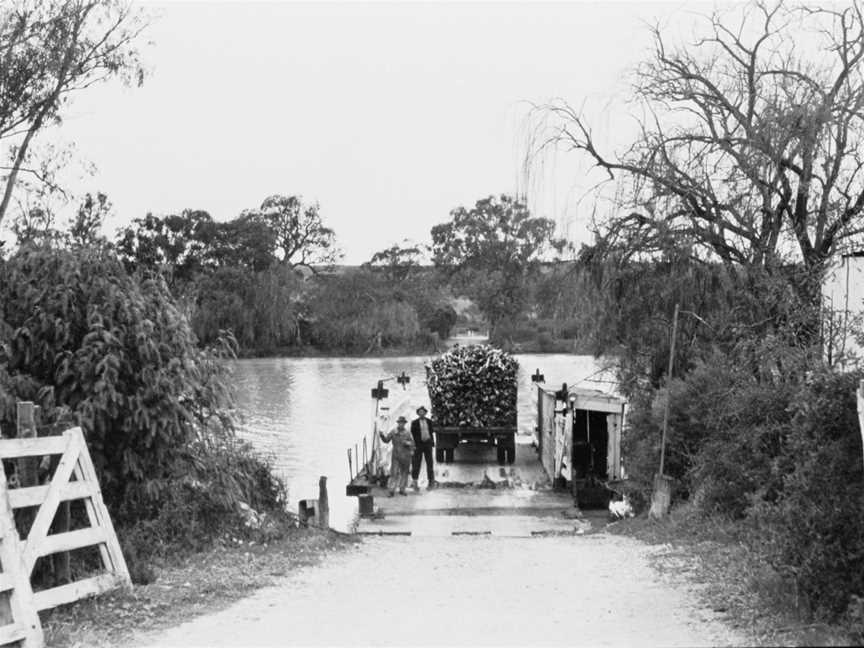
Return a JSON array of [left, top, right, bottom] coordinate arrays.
[[435, 448, 445, 463], [445, 448, 455, 463], [496, 446, 506, 465]]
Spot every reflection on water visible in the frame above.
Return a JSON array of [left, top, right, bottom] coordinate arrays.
[[231, 353, 615, 531]]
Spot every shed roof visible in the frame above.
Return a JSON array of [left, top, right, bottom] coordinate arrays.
[[569, 387, 626, 414], [538, 384, 627, 414]]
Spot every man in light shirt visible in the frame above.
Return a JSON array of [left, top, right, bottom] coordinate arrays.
[[410, 405, 436, 491]]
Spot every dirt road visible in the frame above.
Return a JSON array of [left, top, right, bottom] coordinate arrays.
[[134, 533, 745, 647]]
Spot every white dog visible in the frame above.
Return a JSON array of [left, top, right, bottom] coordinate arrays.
[[608, 495, 634, 520]]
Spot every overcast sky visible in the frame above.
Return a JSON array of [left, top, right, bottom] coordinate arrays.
[[46, 0, 705, 264]]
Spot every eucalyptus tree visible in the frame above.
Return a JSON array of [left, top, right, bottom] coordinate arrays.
[[242, 194, 341, 273], [365, 240, 426, 283], [68, 191, 111, 246], [431, 194, 563, 340], [0, 0, 148, 226]]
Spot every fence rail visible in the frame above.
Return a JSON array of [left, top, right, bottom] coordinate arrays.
[[0, 426, 131, 613]]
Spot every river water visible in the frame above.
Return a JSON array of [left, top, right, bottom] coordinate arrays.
[[231, 352, 615, 530]]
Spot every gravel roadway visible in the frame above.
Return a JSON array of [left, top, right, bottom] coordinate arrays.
[[134, 533, 746, 648]]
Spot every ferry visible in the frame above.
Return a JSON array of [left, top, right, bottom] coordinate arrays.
[[343, 352, 628, 536]]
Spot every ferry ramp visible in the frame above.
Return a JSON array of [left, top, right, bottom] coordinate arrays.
[[353, 436, 601, 537]]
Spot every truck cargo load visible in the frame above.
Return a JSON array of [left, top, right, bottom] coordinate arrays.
[[426, 345, 518, 464]]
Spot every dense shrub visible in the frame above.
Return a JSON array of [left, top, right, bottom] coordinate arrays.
[[624, 324, 864, 618], [119, 437, 286, 566], [752, 370, 864, 618], [583, 252, 864, 623], [488, 317, 574, 352], [193, 266, 255, 348], [422, 303, 458, 340], [192, 264, 301, 351], [306, 272, 424, 351], [0, 244, 286, 541], [620, 326, 863, 621]]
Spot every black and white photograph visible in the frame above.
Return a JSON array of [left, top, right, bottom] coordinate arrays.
[[0, 0, 863, 646]]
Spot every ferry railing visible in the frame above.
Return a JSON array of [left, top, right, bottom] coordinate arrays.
[[347, 373, 415, 486]]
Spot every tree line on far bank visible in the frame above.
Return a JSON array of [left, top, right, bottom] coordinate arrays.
[[10, 190, 578, 356]]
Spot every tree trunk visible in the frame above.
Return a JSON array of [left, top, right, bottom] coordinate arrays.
[[0, 125, 39, 228]]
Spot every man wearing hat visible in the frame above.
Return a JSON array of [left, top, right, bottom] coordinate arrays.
[[379, 415, 415, 496], [410, 405, 436, 491]]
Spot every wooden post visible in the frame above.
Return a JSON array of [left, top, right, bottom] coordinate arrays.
[[358, 494, 374, 518], [650, 304, 679, 520], [658, 304, 679, 479], [857, 379, 864, 471], [318, 476, 329, 529], [16, 403, 38, 490], [0, 456, 44, 647], [16, 403, 38, 560]]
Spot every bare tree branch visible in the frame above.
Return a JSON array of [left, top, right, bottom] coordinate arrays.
[[531, 0, 864, 274]]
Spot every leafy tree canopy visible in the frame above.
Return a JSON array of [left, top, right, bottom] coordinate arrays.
[[431, 194, 563, 338], [116, 210, 220, 285], [365, 240, 427, 283], [69, 191, 111, 247], [432, 195, 560, 271], [0, 244, 236, 513], [243, 194, 340, 271], [0, 0, 149, 226]]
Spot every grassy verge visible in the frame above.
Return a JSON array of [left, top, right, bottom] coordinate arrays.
[[607, 505, 856, 647], [41, 527, 359, 648]]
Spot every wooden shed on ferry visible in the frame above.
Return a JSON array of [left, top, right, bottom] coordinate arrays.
[[535, 384, 627, 506]]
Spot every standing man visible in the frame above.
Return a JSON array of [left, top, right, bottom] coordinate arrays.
[[379, 416, 415, 496], [410, 405, 436, 491]]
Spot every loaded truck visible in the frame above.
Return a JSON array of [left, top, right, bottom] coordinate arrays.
[[426, 345, 518, 465]]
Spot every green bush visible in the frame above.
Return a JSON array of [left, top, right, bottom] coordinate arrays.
[[118, 436, 287, 575], [622, 345, 864, 620], [192, 264, 302, 352], [623, 350, 802, 514], [422, 304, 457, 340], [0, 244, 287, 547], [752, 370, 864, 618], [306, 272, 422, 351], [577, 252, 864, 625]]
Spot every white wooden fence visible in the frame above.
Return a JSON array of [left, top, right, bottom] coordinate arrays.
[[0, 425, 131, 647]]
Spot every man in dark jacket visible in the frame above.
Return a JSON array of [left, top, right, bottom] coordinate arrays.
[[410, 405, 436, 491]]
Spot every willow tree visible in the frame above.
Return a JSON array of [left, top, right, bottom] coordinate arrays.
[[0, 0, 148, 226], [536, 1, 864, 282]]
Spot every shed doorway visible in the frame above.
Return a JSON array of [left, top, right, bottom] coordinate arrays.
[[571, 409, 609, 481]]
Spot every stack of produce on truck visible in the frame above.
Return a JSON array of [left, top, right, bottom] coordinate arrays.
[[426, 345, 519, 464]]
